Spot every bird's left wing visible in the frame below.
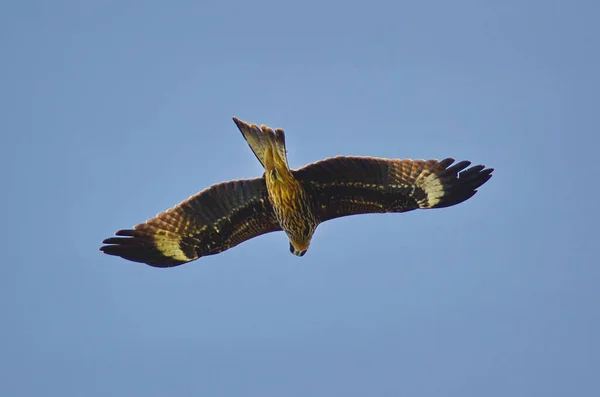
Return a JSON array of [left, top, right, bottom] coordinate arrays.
[[293, 156, 493, 223], [100, 178, 281, 267]]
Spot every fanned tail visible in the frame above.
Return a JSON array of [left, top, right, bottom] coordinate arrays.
[[232, 117, 288, 169]]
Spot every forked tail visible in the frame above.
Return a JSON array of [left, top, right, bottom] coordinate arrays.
[[232, 117, 289, 170]]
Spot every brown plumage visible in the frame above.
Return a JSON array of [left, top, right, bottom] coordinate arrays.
[[100, 117, 494, 267]]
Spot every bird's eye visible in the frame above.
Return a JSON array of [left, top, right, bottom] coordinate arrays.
[[289, 242, 295, 253]]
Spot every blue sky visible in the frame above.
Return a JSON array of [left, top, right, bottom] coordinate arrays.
[[1, 0, 598, 396]]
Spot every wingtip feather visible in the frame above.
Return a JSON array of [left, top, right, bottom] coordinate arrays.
[[429, 162, 494, 208]]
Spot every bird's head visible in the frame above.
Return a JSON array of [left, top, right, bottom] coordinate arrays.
[[289, 239, 310, 257]]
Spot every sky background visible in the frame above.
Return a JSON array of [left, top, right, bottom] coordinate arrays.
[[1, 0, 598, 396]]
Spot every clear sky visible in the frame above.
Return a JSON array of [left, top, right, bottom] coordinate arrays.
[[1, 0, 598, 396]]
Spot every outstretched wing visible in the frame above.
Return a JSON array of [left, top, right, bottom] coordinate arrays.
[[293, 156, 493, 223], [100, 178, 281, 267]]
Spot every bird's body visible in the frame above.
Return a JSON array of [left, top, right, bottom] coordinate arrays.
[[264, 154, 316, 256], [241, 121, 318, 256], [100, 117, 494, 267]]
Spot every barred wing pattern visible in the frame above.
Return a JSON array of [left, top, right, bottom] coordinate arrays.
[[100, 178, 281, 267], [293, 156, 493, 223]]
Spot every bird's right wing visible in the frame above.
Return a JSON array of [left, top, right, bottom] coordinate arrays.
[[100, 178, 281, 267], [293, 156, 493, 223]]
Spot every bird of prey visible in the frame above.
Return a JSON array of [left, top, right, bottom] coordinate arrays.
[[100, 117, 493, 267]]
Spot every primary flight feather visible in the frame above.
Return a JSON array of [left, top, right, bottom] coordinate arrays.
[[100, 118, 494, 267]]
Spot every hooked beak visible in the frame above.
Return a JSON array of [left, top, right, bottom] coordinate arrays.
[[289, 242, 307, 257]]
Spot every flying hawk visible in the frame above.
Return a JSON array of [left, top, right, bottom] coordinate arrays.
[[100, 117, 494, 267]]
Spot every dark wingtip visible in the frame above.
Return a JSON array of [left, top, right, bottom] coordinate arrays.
[[432, 163, 494, 208], [438, 158, 456, 168], [99, 231, 188, 268]]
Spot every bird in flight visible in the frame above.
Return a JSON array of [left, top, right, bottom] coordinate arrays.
[[100, 117, 494, 267]]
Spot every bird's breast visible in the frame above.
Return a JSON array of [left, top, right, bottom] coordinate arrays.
[[266, 176, 316, 235]]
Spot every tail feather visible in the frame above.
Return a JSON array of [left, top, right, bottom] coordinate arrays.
[[232, 117, 288, 169]]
